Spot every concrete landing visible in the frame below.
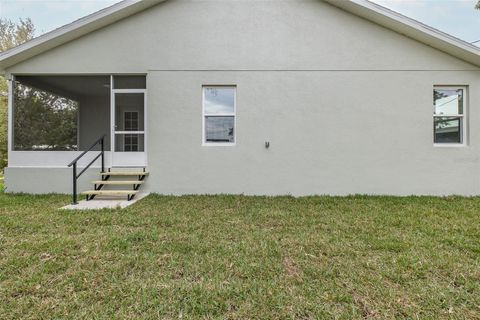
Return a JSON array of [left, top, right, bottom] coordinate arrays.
[[61, 192, 150, 210]]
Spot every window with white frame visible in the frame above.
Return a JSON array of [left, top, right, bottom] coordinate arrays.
[[433, 86, 466, 145], [203, 86, 236, 145]]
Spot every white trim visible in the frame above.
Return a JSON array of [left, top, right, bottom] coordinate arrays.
[[202, 86, 237, 147], [7, 76, 13, 153], [433, 85, 467, 147], [433, 115, 464, 118], [115, 131, 144, 135], [203, 143, 237, 147], [76, 99, 81, 150], [433, 144, 466, 148], [111, 81, 147, 166], [144, 75, 148, 167], [110, 75, 114, 166], [112, 89, 146, 93]]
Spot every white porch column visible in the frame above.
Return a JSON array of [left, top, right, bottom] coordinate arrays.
[[7, 75, 14, 155]]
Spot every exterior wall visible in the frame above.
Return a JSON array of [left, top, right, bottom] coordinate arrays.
[[5, 0, 480, 195], [8, 151, 111, 168], [4, 167, 99, 194], [5, 0, 478, 73], [147, 70, 480, 196]]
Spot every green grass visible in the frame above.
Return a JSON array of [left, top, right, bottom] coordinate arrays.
[[0, 173, 3, 192], [0, 194, 479, 319]]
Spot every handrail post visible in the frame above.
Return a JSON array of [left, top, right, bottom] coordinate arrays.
[[68, 134, 106, 205], [72, 162, 77, 205], [101, 137, 105, 173]]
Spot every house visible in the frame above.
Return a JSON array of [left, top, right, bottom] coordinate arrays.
[[1, 0, 480, 200]]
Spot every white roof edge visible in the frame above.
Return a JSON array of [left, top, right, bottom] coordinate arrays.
[[0, 0, 165, 73], [323, 0, 480, 68]]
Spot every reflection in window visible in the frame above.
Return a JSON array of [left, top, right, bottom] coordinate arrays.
[[433, 87, 466, 145], [434, 89, 463, 115], [434, 117, 462, 143], [13, 81, 79, 151], [205, 116, 234, 143], [203, 86, 235, 144], [204, 87, 235, 114]]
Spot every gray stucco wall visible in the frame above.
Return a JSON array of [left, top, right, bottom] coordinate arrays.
[[4, 168, 99, 194], [5, 0, 477, 73], [147, 70, 480, 196], [5, 0, 480, 195]]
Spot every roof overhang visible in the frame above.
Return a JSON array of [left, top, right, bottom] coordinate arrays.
[[0, 0, 165, 73], [323, 0, 480, 68]]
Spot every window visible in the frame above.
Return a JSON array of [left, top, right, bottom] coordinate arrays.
[[433, 86, 466, 146], [124, 134, 139, 152], [124, 111, 139, 152], [203, 86, 236, 145]]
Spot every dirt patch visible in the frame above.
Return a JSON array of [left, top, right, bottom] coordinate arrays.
[[283, 255, 302, 280]]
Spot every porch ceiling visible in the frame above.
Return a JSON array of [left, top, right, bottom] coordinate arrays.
[[16, 75, 110, 100]]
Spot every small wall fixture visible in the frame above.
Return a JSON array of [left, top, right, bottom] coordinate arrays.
[[265, 141, 270, 149]]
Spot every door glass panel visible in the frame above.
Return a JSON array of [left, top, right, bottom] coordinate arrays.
[[115, 133, 145, 152], [115, 93, 144, 131]]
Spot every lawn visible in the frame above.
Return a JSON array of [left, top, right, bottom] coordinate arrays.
[[0, 194, 479, 319]]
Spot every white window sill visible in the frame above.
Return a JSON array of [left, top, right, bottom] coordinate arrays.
[[433, 143, 467, 148], [202, 143, 236, 147]]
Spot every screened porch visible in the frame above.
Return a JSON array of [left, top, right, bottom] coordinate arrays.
[[9, 75, 146, 168]]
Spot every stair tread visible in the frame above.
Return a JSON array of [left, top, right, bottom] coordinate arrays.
[[81, 190, 139, 195], [101, 172, 149, 176], [91, 180, 144, 185]]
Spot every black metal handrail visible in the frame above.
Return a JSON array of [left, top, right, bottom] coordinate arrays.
[[68, 134, 106, 204]]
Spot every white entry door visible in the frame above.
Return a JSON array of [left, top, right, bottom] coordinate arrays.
[[111, 89, 146, 167]]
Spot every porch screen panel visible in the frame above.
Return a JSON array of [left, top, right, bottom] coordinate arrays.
[[113, 92, 145, 152], [114, 134, 145, 152], [113, 76, 146, 89], [13, 81, 79, 151]]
